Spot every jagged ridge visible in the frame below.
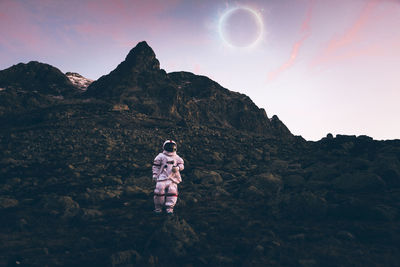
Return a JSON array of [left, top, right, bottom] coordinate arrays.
[[86, 41, 292, 137]]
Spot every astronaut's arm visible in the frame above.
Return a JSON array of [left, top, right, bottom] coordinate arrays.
[[152, 156, 162, 179], [176, 157, 184, 171]]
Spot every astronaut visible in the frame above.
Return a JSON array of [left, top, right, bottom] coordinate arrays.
[[152, 140, 184, 214]]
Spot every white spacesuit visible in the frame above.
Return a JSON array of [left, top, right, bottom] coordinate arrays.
[[152, 140, 184, 214]]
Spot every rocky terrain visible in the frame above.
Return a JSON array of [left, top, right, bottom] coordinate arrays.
[[0, 41, 399, 266]]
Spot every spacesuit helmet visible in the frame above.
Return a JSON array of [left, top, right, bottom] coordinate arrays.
[[163, 140, 177, 152]]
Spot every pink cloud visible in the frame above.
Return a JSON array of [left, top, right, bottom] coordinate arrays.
[[268, 0, 315, 81], [0, 0, 70, 56], [0, 1, 43, 50], [312, 0, 383, 66], [0, 0, 185, 55]]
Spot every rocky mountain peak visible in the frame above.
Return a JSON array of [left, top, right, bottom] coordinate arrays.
[[123, 41, 160, 71], [85, 41, 294, 138], [85, 41, 166, 99]]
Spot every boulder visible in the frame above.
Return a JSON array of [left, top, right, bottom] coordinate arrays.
[[146, 216, 199, 258], [57, 196, 81, 218], [193, 169, 223, 184], [42, 195, 80, 218], [247, 173, 283, 197]]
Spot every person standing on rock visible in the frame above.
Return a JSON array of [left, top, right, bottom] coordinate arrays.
[[152, 140, 184, 214]]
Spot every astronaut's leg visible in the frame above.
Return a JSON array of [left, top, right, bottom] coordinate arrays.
[[154, 180, 166, 213], [165, 181, 178, 214]]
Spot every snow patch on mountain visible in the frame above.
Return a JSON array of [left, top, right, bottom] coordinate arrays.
[[66, 72, 93, 91]]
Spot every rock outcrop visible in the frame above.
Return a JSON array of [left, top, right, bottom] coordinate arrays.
[[0, 61, 84, 116], [66, 72, 93, 90], [0, 61, 77, 96], [86, 41, 293, 137]]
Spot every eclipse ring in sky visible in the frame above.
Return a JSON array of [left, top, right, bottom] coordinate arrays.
[[218, 6, 264, 49]]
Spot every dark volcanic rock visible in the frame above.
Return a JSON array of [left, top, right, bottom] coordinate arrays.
[[332, 172, 386, 192], [169, 71, 283, 135], [146, 216, 199, 258]]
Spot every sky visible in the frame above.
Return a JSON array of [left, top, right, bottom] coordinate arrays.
[[1, 0, 399, 141]]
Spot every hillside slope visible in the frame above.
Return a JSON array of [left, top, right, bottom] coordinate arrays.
[[0, 42, 399, 266]]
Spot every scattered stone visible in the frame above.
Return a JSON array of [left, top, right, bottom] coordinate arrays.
[[0, 197, 18, 209], [81, 208, 103, 221], [248, 173, 283, 197], [112, 104, 129, 112], [124, 185, 151, 198], [86, 188, 123, 203], [110, 250, 141, 266]]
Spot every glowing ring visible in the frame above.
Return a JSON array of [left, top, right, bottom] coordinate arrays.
[[218, 6, 264, 49]]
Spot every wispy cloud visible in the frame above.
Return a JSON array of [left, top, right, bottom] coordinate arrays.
[[0, 0, 183, 53], [312, 0, 382, 66], [267, 0, 315, 81], [0, 0, 48, 51]]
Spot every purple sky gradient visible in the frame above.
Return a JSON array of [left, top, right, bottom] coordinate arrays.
[[1, 0, 399, 140]]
